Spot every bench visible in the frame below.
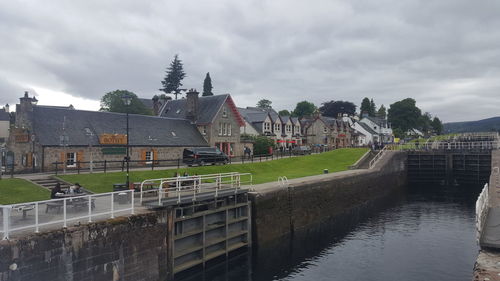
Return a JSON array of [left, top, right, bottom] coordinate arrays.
[[46, 202, 64, 213], [15, 205, 35, 219]]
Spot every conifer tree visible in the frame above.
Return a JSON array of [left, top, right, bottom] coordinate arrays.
[[202, 72, 213, 96], [160, 54, 186, 99]]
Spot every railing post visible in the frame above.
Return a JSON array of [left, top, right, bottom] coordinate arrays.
[[131, 190, 135, 215], [104, 160, 107, 173], [35, 203, 39, 233], [77, 162, 80, 174], [111, 193, 115, 219], [55, 162, 58, 175], [63, 199, 67, 228], [159, 180, 163, 205], [88, 195, 92, 222], [177, 159, 180, 169], [3, 206, 11, 240]]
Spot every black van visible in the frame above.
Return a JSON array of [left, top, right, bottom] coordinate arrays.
[[183, 147, 229, 166]]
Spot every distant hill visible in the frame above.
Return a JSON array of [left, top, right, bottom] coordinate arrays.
[[444, 116, 500, 133]]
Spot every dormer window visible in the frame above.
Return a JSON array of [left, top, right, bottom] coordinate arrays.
[[274, 123, 281, 132], [264, 122, 271, 132]]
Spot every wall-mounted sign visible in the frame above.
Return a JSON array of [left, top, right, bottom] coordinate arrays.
[[15, 134, 29, 143], [338, 133, 346, 137], [99, 134, 127, 145], [102, 147, 127, 155]]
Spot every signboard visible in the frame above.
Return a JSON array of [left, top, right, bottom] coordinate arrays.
[[99, 134, 127, 145], [338, 133, 346, 137], [102, 147, 127, 155], [15, 134, 29, 143]]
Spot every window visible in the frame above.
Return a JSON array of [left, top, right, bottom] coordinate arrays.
[[145, 151, 153, 164], [295, 126, 300, 134], [228, 124, 232, 136], [264, 122, 271, 132], [218, 123, 223, 136], [274, 123, 281, 132], [223, 123, 227, 135], [323, 127, 328, 133], [67, 152, 76, 167], [201, 126, 207, 135], [222, 107, 228, 117], [286, 125, 291, 133]]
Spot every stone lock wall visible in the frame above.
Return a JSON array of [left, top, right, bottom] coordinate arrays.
[[249, 151, 407, 245], [0, 211, 171, 281]]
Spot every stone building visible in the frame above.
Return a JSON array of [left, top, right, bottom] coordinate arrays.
[[7, 92, 208, 173], [301, 114, 353, 149], [238, 107, 303, 148], [159, 91, 247, 156]]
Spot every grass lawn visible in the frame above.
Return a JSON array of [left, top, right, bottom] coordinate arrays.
[[0, 178, 50, 205], [59, 148, 369, 193]]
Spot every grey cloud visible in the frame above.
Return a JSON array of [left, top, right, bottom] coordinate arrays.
[[1, 0, 500, 122]]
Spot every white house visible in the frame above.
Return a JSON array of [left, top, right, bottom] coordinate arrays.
[[359, 115, 393, 143]]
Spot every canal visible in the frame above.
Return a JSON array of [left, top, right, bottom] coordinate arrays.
[[177, 184, 481, 281]]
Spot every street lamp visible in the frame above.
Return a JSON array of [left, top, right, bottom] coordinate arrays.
[[121, 94, 132, 189]]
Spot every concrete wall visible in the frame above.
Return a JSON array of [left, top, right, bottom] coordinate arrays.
[[0, 211, 171, 281], [249, 151, 407, 245]]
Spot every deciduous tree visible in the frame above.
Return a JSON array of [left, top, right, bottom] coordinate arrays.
[[431, 117, 443, 135], [256, 99, 272, 109], [319, 100, 356, 118], [291, 101, 316, 118], [388, 98, 422, 133], [278, 110, 290, 116], [100, 90, 152, 115]]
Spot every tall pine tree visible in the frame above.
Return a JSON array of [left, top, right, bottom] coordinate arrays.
[[202, 72, 213, 96], [369, 99, 376, 116], [160, 54, 186, 99]]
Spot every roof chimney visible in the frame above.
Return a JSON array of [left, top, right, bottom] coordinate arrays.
[[4, 104, 9, 113], [185, 89, 199, 123]]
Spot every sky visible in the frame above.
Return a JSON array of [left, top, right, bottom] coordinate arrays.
[[1, 1, 500, 122]]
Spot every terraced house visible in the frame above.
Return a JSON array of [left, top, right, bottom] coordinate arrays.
[[301, 114, 353, 148], [238, 107, 303, 148]]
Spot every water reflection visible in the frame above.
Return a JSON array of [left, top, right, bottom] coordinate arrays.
[[177, 185, 481, 281]]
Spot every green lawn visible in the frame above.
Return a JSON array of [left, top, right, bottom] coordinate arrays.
[[0, 178, 50, 204], [59, 148, 369, 193]]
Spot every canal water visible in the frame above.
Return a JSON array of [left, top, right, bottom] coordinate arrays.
[[178, 185, 481, 281]]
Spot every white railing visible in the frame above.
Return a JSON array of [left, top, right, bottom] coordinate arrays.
[[139, 172, 253, 204], [388, 141, 500, 151], [476, 183, 490, 242], [278, 176, 289, 187], [369, 145, 389, 169], [0, 190, 134, 240]]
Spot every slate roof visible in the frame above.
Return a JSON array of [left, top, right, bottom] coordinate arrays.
[[365, 116, 388, 127], [159, 94, 229, 125], [32, 106, 208, 147], [356, 122, 378, 136], [0, 110, 10, 121], [138, 98, 154, 109]]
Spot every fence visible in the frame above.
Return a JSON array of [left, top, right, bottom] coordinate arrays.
[[387, 141, 500, 152], [369, 145, 389, 169], [138, 172, 253, 204], [50, 147, 334, 175], [0, 190, 135, 239]]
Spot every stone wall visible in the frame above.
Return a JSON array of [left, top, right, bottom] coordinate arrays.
[[0, 211, 171, 281], [249, 151, 407, 245]]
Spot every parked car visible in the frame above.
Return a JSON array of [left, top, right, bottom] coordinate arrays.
[[183, 147, 229, 166], [292, 146, 312, 155]]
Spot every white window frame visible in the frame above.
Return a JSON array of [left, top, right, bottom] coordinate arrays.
[[223, 123, 227, 135], [218, 123, 223, 136], [66, 152, 76, 167], [228, 124, 232, 136], [222, 107, 228, 117], [264, 122, 270, 132], [274, 123, 280, 132], [286, 125, 291, 134], [323, 126, 328, 134], [145, 151, 153, 164], [202, 126, 207, 135]]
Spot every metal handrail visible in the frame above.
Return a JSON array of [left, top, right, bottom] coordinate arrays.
[[476, 183, 489, 243], [278, 176, 289, 187], [389, 141, 500, 151], [1, 190, 134, 240], [139, 172, 253, 203], [369, 145, 389, 169]]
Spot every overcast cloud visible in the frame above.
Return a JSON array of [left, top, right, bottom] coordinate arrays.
[[2, 0, 500, 122]]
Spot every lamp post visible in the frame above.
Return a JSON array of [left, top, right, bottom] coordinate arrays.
[[121, 94, 132, 188], [60, 116, 69, 174]]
